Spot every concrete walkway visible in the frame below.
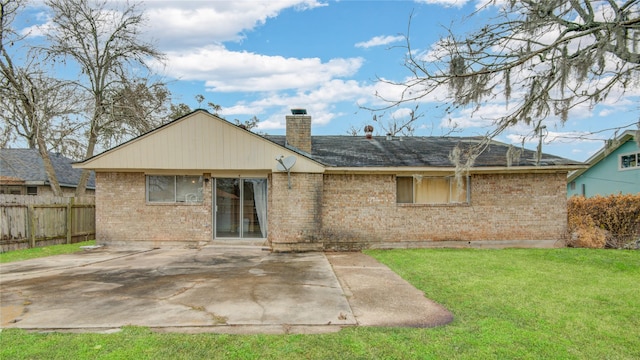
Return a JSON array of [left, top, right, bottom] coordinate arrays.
[[0, 246, 452, 334], [327, 252, 453, 328]]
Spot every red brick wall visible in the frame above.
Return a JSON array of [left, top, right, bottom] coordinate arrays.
[[269, 172, 323, 251], [320, 174, 395, 248], [96, 171, 567, 250], [320, 172, 568, 250], [95, 172, 212, 247], [285, 115, 312, 153]]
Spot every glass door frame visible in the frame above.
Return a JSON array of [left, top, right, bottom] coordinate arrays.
[[213, 177, 267, 239]]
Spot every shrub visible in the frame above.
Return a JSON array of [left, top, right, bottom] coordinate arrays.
[[567, 213, 607, 248], [567, 194, 640, 249]]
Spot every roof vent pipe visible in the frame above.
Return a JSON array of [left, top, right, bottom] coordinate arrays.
[[364, 125, 374, 139]]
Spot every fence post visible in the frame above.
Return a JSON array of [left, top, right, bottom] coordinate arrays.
[[66, 197, 74, 244], [28, 204, 36, 248]]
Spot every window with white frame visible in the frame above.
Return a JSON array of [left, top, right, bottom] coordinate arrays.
[[397, 175, 469, 204], [147, 175, 203, 203], [619, 152, 639, 170]]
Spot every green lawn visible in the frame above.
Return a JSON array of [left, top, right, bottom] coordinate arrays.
[[0, 240, 96, 263], [1, 248, 638, 359]]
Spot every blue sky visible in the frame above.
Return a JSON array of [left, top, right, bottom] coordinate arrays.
[[14, 0, 640, 161]]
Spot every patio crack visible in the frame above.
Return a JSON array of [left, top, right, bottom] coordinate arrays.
[[160, 281, 201, 301], [187, 305, 228, 325], [159, 281, 228, 325], [250, 286, 267, 323]]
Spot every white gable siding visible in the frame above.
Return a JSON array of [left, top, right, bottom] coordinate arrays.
[[75, 111, 324, 173]]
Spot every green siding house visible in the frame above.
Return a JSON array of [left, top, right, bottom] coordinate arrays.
[[568, 130, 640, 197]]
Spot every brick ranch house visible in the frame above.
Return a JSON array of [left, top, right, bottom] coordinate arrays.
[[74, 109, 584, 251]]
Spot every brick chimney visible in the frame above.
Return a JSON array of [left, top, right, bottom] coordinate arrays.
[[286, 109, 311, 153]]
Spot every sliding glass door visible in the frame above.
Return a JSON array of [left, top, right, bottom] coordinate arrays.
[[214, 178, 267, 239]]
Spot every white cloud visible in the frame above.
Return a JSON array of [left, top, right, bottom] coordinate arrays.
[[19, 10, 53, 38], [442, 106, 497, 130], [256, 118, 285, 130], [143, 1, 327, 49], [355, 35, 404, 49], [390, 107, 414, 119], [367, 75, 450, 108], [418, 42, 449, 63], [20, 22, 50, 38], [260, 79, 375, 125], [21, 6, 127, 39], [159, 45, 363, 92], [505, 130, 598, 146], [414, 0, 470, 8], [219, 103, 264, 117], [217, 78, 375, 130], [598, 109, 614, 117], [206, 56, 363, 92]]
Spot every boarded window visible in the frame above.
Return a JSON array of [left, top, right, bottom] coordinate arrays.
[[396, 177, 413, 203], [397, 176, 469, 204]]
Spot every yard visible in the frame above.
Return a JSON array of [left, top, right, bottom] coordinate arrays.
[[1, 247, 638, 359]]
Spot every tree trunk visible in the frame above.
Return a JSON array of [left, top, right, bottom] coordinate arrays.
[[36, 134, 63, 197], [75, 169, 90, 196], [28, 134, 37, 148], [75, 128, 98, 196]]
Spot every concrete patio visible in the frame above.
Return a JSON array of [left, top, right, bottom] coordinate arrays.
[[0, 246, 453, 334]]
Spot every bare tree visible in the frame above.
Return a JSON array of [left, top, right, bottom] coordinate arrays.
[[207, 101, 222, 116], [1, 0, 38, 147], [168, 103, 192, 120], [0, 123, 12, 148], [0, 66, 79, 149], [42, 0, 166, 195], [1, 0, 78, 196], [372, 105, 423, 136], [346, 124, 361, 136], [166, 95, 265, 134], [167, 95, 223, 119], [195, 94, 205, 108], [99, 78, 170, 149], [381, 1, 640, 165], [234, 115, 265, 134]]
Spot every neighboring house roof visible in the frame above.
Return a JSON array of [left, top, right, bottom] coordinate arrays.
[[265, 135, 580, 168], [0, 148, 95, 189], [74, 109, 583, 173], [0, 176, 24, 185], [568, 130, 638, 183]]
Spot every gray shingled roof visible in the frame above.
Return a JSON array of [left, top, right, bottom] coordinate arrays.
[[264, 135, 581, 167], [0, 149, 95, 188]]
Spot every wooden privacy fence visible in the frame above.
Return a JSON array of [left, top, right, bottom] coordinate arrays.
[[0, 195, 95, 252]]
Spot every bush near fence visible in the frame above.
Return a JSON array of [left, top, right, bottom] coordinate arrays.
[[0, 195, 95, 252], [567, 194, 640, 249]]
